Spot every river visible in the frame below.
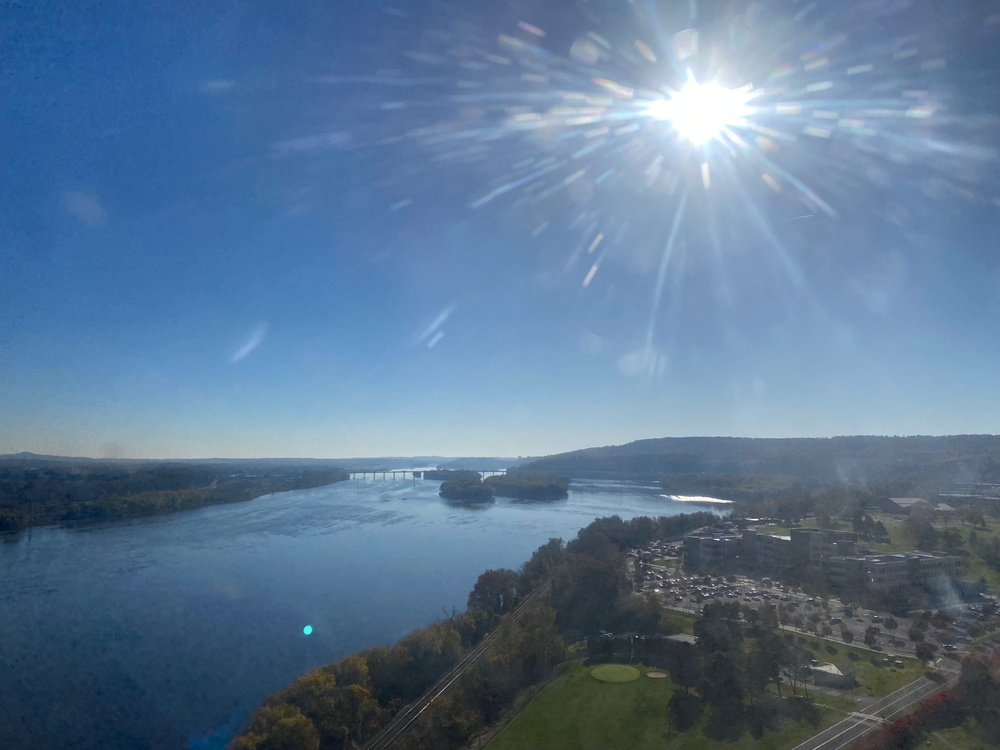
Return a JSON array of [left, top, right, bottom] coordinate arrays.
[[0, 476, 720, 750]]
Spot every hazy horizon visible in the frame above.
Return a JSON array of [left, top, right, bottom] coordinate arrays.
[[5, 431, 999, 463]]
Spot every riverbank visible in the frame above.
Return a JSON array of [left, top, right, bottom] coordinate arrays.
[[0, 464, 349, 533]]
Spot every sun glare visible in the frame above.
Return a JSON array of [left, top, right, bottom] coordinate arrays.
[[648, 78, 753, 145]]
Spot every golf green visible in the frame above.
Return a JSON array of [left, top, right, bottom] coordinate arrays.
[[590, 664, 641, 682]]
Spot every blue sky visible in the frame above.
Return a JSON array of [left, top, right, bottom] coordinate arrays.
[[2, 0, 1000, 459]]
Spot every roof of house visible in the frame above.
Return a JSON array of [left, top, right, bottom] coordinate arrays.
[[664, 633, 697, 645], [812, 663, 845, 677], [889, 497, 928, 507]]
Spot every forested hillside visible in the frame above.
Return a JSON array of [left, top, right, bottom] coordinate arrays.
[[513, 435, 1000, 490]]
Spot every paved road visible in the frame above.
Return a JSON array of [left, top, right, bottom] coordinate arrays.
[[361, 579, 552, 750], [789, 666, 961, 750]]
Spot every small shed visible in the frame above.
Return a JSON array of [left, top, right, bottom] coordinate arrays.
[[811, 663, 856, 689]]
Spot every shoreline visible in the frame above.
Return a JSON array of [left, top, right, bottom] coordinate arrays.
[[0, 474, 349, 536]]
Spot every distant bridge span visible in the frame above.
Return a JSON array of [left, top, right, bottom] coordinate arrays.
[[347, 470, 507, 481]]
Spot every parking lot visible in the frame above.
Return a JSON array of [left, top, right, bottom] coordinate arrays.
[[632, 558, 994, 661]]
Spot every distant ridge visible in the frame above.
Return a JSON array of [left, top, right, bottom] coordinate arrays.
[[0, 453, 525, 469], [513, 434, 1000, 487]]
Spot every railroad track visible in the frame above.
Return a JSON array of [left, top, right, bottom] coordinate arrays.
[[362, 578, 552, 750]]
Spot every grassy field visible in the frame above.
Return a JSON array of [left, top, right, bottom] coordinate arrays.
[[487, 662, 854, 750], [663, 610, 697, 635], [873, 515, 1000, 586], [783, 633, 924, 696], [591, 664, 641, 682], [923, 722, 995, 750]]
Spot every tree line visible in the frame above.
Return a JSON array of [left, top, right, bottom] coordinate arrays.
[[0, 460, 348, 531], [484, 474, 569, 501]]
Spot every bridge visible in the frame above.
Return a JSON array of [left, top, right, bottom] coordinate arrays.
[[348, 470, 507, 481]]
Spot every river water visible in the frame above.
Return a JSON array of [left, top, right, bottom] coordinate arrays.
[[0, 476, 716, 750]]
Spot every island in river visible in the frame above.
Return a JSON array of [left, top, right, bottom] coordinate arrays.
[[438, 473, 568, 502], [485, 474, 569, 500], [439, 478, 496, 502]]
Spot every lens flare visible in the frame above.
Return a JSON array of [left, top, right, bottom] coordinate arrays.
[[302, 624, 313, 636], [647, 76, 754, 145]]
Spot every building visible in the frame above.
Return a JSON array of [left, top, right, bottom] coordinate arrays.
[[827, 551, 959, 592], [683, 532, 743, 571], [886, 497, 930, 514], [688, 525, 959, 595], [789, 528, 858, 568], [742, 529, 794, 576], [811, 663, 856, 689]]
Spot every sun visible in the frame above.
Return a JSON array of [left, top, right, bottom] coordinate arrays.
[[647, 77, 753, 145]]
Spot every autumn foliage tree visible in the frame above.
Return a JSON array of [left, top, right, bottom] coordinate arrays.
[[467, 568, 522, 618]]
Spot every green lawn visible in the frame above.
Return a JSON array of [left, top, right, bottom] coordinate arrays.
[[591, 664, 641, 682], [872, 515, 1000, 587], [861, 516, 914, 553], [922, 720, 996, 750], [950, 522, 1000, 589], [487, 662, 851, 750], [782, 633, 924, 697], [663, 610, 697, 635]]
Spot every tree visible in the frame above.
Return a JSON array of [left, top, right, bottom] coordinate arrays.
[[521, 538, 565, 586], [841, 629, 854, 644], [699, 651, 744, 709], [748, 632, 786, 697], [666, 644, 701, 695], [694, 604, 743, 654], [863, 514, 876, 539], [232, 704, 321, 750], [941, 529, 964, 554], [274, 669, 342, 747], [909, 624, 926, 643], [915, 642, 937, 662], [884, 617, 898, 638], [907, 509, 939, 550], [614, 592, 664, 635], [468, 569, 521, 617], [759, 603, 779, 629], [785, 647, 813, 696], [551, 554, 629, 638], [864, 626, 879, 650]]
